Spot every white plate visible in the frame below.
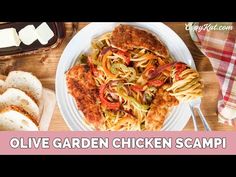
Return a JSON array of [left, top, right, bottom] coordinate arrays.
[[56, 22, 194, 131]]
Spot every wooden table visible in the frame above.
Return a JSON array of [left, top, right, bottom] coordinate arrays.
[[1, 22, 235, 131]]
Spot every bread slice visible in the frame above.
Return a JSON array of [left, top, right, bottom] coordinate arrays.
[[4, 71, 42, 103], [0, 88, 40, 123], [0, 106, 38, 131]]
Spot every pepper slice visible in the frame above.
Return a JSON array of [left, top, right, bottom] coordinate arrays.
[[174, 62, 187, 81], [143, 62, 176, 80], [131, 79, 164, 92], [130, 85, 145, 92], [88, 56, 100, 77], [99, 84, 120, 110], [147, 80, 164, 87], [117, 83, 149, 111], [102, 49, 117, 78], [110, 63, 136, 82], [116, 50, 131, 65]]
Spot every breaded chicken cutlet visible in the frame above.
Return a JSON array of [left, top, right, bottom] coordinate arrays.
[[110, 24, 169, 58], [145, 86, 179, 130], [66, 65, 104, 129]]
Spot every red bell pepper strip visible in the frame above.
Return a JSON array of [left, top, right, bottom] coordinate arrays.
[[144, 62, 176, 80], [174, 62, 187, 81], [117, 50, 131, 65], [130, 85, 145, 92], [88, 56, 100, 77], [147, 80, 164, 87], [99, 84, 120, 110]]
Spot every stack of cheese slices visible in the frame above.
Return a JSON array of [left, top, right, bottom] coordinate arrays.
[[0, 71, 43, 131]]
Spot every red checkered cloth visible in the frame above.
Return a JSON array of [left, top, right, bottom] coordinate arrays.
[[189, 22, 236, 127]]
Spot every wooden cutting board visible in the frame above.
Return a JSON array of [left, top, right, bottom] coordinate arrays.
[[0, 74, 6, 80], [39, 88, 56, 130]]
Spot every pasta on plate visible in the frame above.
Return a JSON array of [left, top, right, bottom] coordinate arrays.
[[66, 24, 203, 131]]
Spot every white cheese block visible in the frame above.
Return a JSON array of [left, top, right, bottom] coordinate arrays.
[[35, 22, 54, 45], [0, 28, 21, 48], [18, 25, 37, 45]]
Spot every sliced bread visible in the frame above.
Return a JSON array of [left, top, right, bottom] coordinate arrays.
[[4, 71, 43, 103], [0, 106, 38, 131], [0, 88, 40, 123]]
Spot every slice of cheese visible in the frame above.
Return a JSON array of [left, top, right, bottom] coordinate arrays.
[[18, 25, 37, 45], [35, 22, 54, 45], [0, 28, 21, 48]]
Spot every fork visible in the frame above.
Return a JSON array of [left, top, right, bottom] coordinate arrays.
[[188, 98, 211, 131]]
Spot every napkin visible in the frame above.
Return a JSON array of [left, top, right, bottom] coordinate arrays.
[[189, 22, 236, 127]]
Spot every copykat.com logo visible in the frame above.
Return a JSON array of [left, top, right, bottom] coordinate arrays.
[[185, 22, 233, 32]]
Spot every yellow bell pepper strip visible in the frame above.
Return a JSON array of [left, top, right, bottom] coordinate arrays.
[[102, 49, 117, 78]]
